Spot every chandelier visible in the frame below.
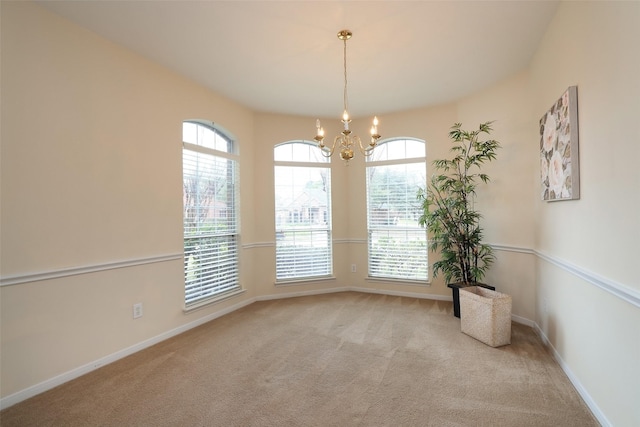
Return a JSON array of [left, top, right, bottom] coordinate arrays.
[[314, 30, 381, 164]]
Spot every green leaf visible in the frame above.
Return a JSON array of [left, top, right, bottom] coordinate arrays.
[[417, 121, 500, 283]]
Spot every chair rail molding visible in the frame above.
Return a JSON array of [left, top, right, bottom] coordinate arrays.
[[0, 253, 183, 287], [535, 249, 640, 309]]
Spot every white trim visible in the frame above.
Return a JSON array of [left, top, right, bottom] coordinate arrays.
[[365, 276, 431, 286], [242, 241, 274, 249], [0, 285, 533, 411], [366, 157, 426, 167], [535, 249, 640, 309], [0, 294, 255, 411], [182, 140, 239, 161], [274, 276, 337, 286], [241, 239, 363, 248], [256, 286, 351, 301], [256, 286, 453, 303], [511, 313, 535, 328], [0, 253, 183, 287], [534, 323, 611, 427], [488, 243, 638, 309], [348, 286, 450, 301], [332, 238, 354, 244], [258, 285, 535, 327], [490, 243, 535, 255], [273, 160, 330, 168], [2, 243, 636, 310], [183, 288, 246, 313], [346, 238, 367, 244]]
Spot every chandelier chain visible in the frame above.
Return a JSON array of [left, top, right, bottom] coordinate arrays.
[[343, 36, 349, 114]]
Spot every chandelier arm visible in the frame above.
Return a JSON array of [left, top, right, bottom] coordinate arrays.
[[356, 136, 376, 157], [318, 138, 336, 158], [320, 147, 334, 158]]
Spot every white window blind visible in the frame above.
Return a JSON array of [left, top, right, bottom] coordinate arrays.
[[183, 121, 239, 306], [366, 139, 428, 281], [274, 142, 332, 281]]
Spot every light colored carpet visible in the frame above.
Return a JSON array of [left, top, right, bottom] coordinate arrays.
[[0, 292, 598, 426]]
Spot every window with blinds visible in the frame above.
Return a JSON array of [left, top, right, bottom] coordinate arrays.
[[366, 138, 428, 281], [274, 141, 332, 281], [182, 121, 240, 306]]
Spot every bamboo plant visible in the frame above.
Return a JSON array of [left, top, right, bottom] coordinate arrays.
[[417, 122, 500, 285]]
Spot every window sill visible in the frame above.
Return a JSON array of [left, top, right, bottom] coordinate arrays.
[[275, 276, 337, 286], [365, 276, 431, 287], [183, 288, 246, 313]]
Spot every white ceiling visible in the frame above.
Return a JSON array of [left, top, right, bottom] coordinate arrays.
[[35, 0, 559, 119]]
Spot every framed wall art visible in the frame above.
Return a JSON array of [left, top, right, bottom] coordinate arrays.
[[540, 86, 580, 201]]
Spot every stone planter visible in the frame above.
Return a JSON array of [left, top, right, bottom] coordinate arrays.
[[459, 286, 512, 347], [447, 282, 495, 318]]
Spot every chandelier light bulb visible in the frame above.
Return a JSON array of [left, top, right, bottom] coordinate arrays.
[[316, 119, 324, 137]]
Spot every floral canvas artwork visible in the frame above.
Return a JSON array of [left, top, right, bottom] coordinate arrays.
[[540, 86, 580, 201]]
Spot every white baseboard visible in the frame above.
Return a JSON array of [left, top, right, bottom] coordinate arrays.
[[534, 323, 610, 427], [259, 286, 536, 327], [511, 313, 535, 327], [0, 296, 256, 411], [348, 286, 452, 301], [0, 286, 535, 411], [256, 286, 351, 301]]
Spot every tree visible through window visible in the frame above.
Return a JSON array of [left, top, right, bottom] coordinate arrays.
[[182, 121, 240, 306], [366, 138, 427, 281], [274, 141, 332, 280]]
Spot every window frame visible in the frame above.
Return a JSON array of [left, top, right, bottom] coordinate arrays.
[[274, 140, 333, 283], [182, 120, 241, 309], [365, 137, 428, 283]]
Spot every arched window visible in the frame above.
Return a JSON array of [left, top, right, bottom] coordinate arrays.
[[365, 138, 428, 281], [274, 141, 332, 281], [182, 120, 240, 307]]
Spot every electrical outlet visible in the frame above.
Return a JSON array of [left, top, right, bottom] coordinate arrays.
[[133, 303, 143, 319], [351, 264, 356, 273]]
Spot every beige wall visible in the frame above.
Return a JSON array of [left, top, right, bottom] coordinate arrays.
[[455, 71, 538, 322], [2, 1, 639, 425], [1, 1, 258, 399], [528, 2, 640, 426], [531, 1, 640, 284]]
